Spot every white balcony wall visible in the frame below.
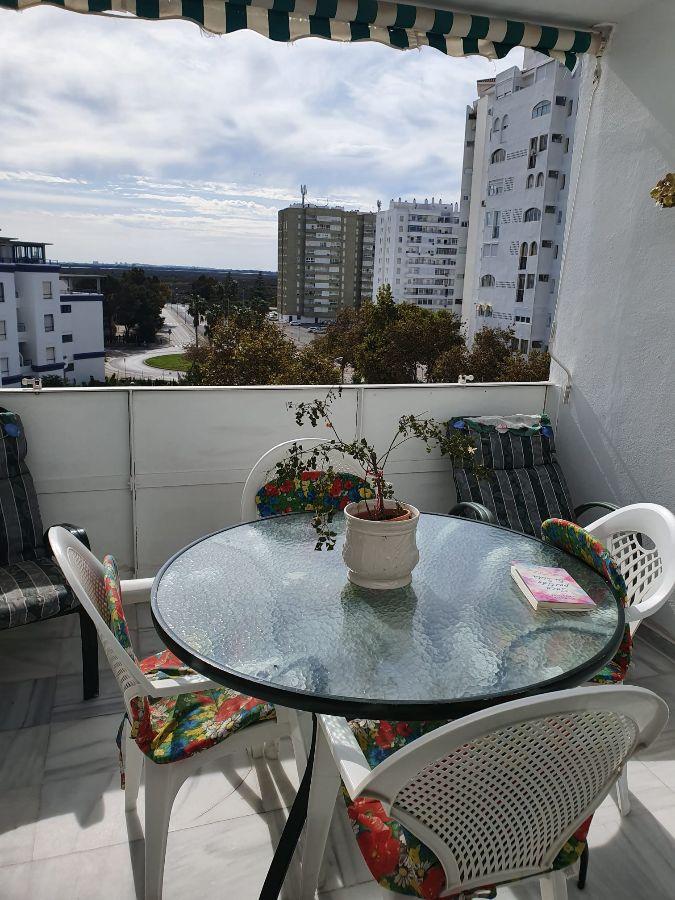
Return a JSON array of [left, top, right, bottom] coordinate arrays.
[[1, 383, 548, 577], [549, 1, 675, 642]]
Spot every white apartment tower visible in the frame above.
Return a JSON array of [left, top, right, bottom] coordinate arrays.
[[0, 231, 105, 385], [372, 199, 467, 311], [462, 50, 580, 351]]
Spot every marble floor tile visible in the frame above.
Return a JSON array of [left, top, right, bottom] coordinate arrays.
[[0, 786, 40, 866], [0, 676, 55, 731], [44, 713, 121, 783], [0, 635, 62, 682], [57, 634, 107, 676], [0, 724, 50, 789], [51, 668, 124, 723], [33, 768, 143, 860], [636, 727, 675, 789]]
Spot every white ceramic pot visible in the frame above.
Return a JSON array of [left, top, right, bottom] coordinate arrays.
[[342, 500, 420, 590]]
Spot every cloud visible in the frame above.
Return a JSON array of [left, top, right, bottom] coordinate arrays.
[[0, 7, 522, 267]]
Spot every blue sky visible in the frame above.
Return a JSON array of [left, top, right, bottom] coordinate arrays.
[[0, 7, 521, 269]]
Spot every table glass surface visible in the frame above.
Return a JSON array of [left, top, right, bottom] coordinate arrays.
[[152, 514, 622, 716]]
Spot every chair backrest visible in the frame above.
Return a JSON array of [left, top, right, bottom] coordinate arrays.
[[48, 526, 150, 706], [241, 438, 371, 522], [0, 408, 46, 565], [354, 686, 667, 896], [585, 503, 675, 625], [449, 413, 574, 536]]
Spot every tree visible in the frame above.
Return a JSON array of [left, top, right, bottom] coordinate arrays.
[[186, 315, 340, 386], [465, 326, 516, 383], [103, 268, 169, 344]]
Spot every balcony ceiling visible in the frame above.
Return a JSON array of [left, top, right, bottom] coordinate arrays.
[[428, 0, 645, 30]]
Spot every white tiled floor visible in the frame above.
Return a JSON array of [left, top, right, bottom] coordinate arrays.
[[1, 611, 674, 899]]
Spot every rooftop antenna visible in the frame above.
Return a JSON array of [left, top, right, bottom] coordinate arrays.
[[300, 184, 307, 208], [377, 199, 382, 212]]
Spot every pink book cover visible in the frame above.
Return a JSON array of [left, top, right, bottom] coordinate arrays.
[[511, 563, 597, 610]]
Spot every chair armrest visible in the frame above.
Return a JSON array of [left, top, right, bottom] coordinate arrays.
[[146, 672, 225, 696], [449, 501, 496, 524], [574, 502, 619, 521], [120, 578, 153, 606], [45, 523, 90, 552], [318, 715, 373, 801]]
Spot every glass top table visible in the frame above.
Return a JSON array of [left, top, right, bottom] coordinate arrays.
[[151, 512, 624, 720]]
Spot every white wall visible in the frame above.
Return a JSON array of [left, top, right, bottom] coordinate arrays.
[[0, 382, 549, 578], [550, 0, 675, 639]]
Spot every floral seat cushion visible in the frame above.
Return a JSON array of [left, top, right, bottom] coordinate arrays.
[[102, 556, 275, 767], [541, 518, 633, 684], [344, 718, 591, 899], [255, 470, 374, 518]]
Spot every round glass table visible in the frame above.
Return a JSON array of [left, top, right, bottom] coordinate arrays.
[[151, 512, 624, 720]]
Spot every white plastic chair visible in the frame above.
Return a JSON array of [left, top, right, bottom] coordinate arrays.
[[300, 686, 668, 900], [585, 502, 675, 634], [48, 526, 291, 900], [241, 437, 368, 523]]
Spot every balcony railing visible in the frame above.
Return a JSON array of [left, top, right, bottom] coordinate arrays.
[[0, 382, 550, 578]]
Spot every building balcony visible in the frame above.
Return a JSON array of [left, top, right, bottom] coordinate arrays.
[[0, 381, 672, 898]]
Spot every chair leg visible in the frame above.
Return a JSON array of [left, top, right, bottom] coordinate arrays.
[[79, 607, 99, 700], [124, 732, 144, 812], [539, 870, 568, 900], [144, 761, 181, 900], [578, 844, 589, 890], [613, 765, 631, 816], [300, 727, 341, 900]]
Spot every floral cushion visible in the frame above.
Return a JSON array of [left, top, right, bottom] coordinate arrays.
[[255, 470, 374, 518], [344, 718, 591, 899], [541, 518, 632, 684], [101, 556, 276, 767], [129, 649, 275, 764]]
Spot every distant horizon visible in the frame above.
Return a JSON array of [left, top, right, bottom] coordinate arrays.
[[0, 8, 522, 269]]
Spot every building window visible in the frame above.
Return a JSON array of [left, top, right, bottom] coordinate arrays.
[[555, 96, 567, 106], [44, 314, 54, 332], [542, 240, 553, 248], [518, 242, 528, 270], [0, 357, 8, 375], [492, 116, 501, 136], [552, 133, 563, 143], [0, 321, 5, 340], [500, 115, 509, 140], [554, 244, 560, 258], [532, 101, 551, 118], [526, 174, 534, 189], [560, 174, 567, 190], [526, 274, 535, 288], [548, 170, 560, 179], [568, 99, 574, 116], [545, 205, 557, 214], [564, 137, 570, 153], [60, 304, 72, 314], [0, 283, 4, 302], [62, 333, 73, 343], [490, 149, 506, 164], [487, 179, 504, 195], [42, 281, 52, 299], [480, 274, 495, 287], [536, 172, 544, 187], [46, 346, 56, 363], [530, 241, 538, 256], [520, 338, 529, 353], [523, 208, 542, 222], [539, 274, 550, 282], [539, 135, 548, 151]]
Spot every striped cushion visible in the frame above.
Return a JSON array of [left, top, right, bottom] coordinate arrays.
[[450, 415, 574, 537], [0, 557, 76, 629], [0, 409, 46, 565]]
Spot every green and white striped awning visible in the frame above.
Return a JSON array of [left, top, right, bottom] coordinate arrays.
[[0, 0, 603, 70]]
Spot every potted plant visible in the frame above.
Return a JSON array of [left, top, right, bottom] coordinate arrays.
[[273, 389, 478, 590]]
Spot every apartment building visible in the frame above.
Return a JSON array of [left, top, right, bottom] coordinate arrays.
[[372, 199, 467, 311], [0, 232, 104, 385], [277, 205, 375, 322], [461, 50, 579, 351]]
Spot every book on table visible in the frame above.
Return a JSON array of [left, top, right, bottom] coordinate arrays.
[[511, 563, 597, 611]]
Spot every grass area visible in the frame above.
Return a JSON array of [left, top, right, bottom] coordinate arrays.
[[144, 353, 191, 372]]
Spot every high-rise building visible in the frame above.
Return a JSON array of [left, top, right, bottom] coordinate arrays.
[[277, 204, 375, 322], [372, 199, 467, 311], [0, 231, 105, 385], [461, 50, 580, 352]]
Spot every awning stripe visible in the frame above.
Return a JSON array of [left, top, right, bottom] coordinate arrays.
[[0, 0, 603, 69]]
